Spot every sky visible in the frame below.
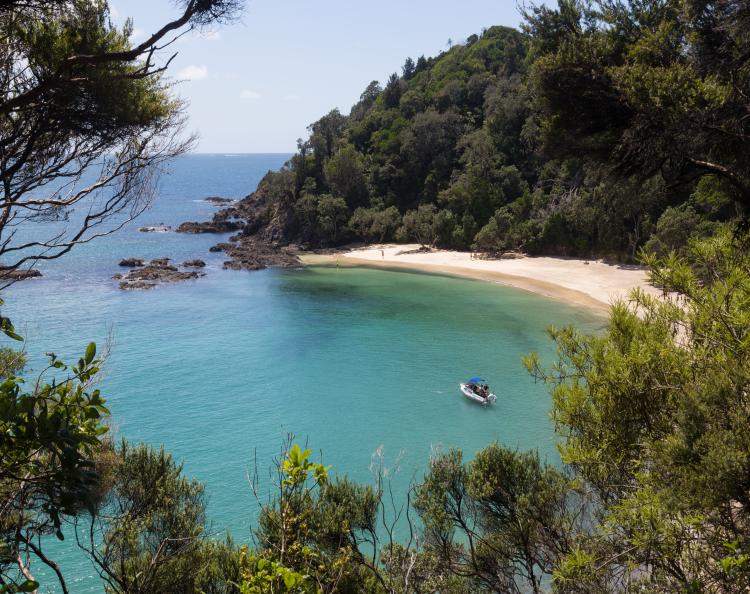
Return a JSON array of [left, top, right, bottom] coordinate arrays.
[[113, 1, 535, 153]]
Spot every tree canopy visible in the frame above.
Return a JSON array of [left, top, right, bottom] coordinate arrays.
[[0, 0, 240, 283], [234, 4, 745, 261]]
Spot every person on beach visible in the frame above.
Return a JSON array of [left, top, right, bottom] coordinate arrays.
[[381, 249, 384, 259]]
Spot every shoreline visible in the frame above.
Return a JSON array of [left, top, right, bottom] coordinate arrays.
[[301, 244, 659, 314]]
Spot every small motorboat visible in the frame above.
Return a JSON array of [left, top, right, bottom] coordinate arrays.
[[460, 377, 497, 405]]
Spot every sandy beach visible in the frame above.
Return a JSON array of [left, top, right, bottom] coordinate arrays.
[[303, 244, 659, 313]]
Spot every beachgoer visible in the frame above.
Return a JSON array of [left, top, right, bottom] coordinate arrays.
[[381, 249, 384, 259]]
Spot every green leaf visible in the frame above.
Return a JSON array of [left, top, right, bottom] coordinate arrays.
[[84, 342, 96, 364], [18, 580, 40, 592], [282, 571, 300, 589], [4, 329, 23, 341]]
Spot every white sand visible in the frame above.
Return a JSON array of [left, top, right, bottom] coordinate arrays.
[[305, 244, 659, 313]]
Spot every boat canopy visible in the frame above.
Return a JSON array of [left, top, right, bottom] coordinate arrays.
[[468, 377, 485, 383]]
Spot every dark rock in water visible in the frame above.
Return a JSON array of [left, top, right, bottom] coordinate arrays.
[[119, 258, 145, 267], [139, 225, 171, 233], [215, 238, 300, 271], [209, 244, 225, 252], [204, 197, 236, 205], [0, 268, 42, 280], [120, 280, 157, 291], [112, 273, 123, 280], [117, 258, 205, 290], [223, 260, 265, 271], [176, 220, 242, 234], [182, 259, 206, 268]]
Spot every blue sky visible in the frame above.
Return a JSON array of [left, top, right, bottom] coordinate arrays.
[[113, 1, 534, 153]]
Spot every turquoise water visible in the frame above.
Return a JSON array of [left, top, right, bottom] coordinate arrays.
[[2, 155, 603, 591]]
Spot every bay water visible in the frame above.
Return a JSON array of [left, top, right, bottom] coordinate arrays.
[[2, 154, 602, 591]]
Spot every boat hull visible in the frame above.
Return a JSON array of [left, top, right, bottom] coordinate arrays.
[[460, 383, 497, 405]]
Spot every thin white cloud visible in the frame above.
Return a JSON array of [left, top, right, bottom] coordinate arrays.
[[240, 89, 261, 99], [178, 65, 208, 81]]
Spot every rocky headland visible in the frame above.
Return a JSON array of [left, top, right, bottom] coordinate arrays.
[[178, 182, 302, 270]]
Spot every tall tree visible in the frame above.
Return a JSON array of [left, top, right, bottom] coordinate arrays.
[[526, 229, 750, 591], [526, 0, 750, 209], [0, 1, 241, 590], [0, 0, 241, 283]]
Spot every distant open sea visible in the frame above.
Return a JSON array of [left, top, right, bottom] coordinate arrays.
[[2, 154, 602, 592]]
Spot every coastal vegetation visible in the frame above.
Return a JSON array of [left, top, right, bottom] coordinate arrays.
[[220, 0, 747, 262], [6, 229, 750, 592], [0, 0, 749, 593]]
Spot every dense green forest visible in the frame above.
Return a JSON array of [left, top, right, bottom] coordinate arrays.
[[237, 1, 746, 260], [3, 0, 750, 593]]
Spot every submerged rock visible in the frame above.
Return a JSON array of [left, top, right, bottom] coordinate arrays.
[[182, 259, 206, 268], [120, 280, 157, 291]]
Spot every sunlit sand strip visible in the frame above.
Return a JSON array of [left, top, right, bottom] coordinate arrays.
[[302, 244, 660, 314]]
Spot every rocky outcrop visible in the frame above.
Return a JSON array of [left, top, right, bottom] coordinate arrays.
[[139, 225, 171, 233], [182, 259, 206, 268], [204, 197, 236, 205], [0, 268, 42, 280], [179, 177, 303, 272], [118, 258, 205, 290], [209, 176, 295, 245], [176, 220, 243, 234], [211, 238, 300, 271], [119, 258, 145, 267]]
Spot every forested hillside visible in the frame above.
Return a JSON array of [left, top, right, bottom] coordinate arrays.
[[234, 3, 746, 260]]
